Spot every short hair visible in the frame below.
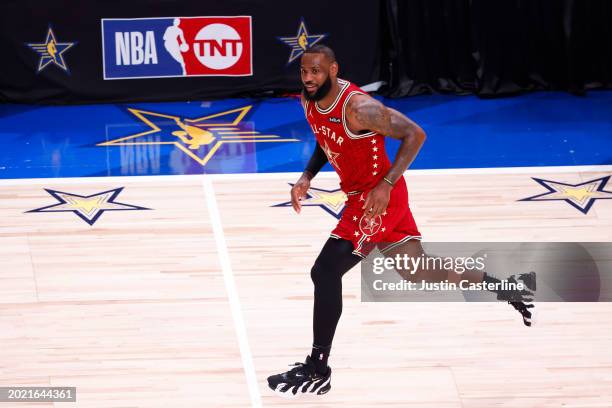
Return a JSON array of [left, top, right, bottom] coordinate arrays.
[[303, 44, 336, 63]]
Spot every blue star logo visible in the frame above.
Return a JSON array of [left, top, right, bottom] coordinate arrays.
[[273, 184, 346, 219], [26, 187, 150, 225], [519, 176, 612, 214], [26, 26, 76, 73], [277, 18, 328, 65]]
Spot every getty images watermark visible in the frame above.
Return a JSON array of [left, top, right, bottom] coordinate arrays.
[[370, 252, 525, 292], [361, 242, 612, 302]]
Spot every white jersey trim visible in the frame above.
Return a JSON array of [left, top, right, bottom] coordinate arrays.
[[314, 79, 350, 114], [342, 91, 376, 140], [379, 235, 423, 254]]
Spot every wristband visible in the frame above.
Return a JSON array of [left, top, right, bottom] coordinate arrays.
[[383, 176, 394, 186]]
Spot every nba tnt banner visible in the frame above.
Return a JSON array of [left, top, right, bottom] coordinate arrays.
[[102, 16, 253, 79]]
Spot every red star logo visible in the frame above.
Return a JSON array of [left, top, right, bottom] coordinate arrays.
[[359, 214, 382, 236], [323, 141, 341, 171]]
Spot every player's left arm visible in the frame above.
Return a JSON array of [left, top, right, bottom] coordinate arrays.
[[346, 94, 426, 219]]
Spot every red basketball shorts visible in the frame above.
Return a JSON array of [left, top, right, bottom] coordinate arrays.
[[330, 177, 422, 258]]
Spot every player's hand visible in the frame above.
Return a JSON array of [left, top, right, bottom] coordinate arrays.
[[291, 175, 311, 214], [362, 181, 392, 221]]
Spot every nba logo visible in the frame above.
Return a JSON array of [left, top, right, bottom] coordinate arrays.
[[102, 16, 252, 79]]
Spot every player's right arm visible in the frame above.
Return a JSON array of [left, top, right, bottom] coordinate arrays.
[[291, 95, 329, 213]]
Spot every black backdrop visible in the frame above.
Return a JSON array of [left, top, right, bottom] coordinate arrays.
[[1, 0, 611, 103], [383, 0, 612, 97], [0, 0, 382, 103]]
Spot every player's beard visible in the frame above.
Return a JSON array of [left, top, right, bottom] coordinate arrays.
[[302, 75, 332, 102]]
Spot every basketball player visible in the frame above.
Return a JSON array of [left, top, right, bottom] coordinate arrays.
[[267, 45, 536, 397]]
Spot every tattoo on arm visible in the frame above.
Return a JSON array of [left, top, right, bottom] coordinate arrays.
[[348, 96, 426, 184], [351, 99, 392, 135], [351, 98, 423, 141]]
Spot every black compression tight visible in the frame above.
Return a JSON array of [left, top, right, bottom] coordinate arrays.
[[311, 238, 362, 348]]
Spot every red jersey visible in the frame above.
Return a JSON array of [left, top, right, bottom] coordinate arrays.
[[304, 79, 391, 194]]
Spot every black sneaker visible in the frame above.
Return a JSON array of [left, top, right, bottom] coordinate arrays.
[[267, 356, 331, 398], [495, 271, 537, 303], [509, 301, 536, 327], [496, 272, 536, 326]]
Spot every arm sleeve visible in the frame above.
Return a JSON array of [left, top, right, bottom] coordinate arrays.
[[304, 142, 328, 177]]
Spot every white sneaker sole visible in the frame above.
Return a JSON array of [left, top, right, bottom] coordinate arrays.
[[271, 377, 331, 398]]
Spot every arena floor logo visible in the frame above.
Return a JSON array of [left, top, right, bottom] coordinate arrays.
[[102, 16, 252, 79], [272, 184, 346, 219]]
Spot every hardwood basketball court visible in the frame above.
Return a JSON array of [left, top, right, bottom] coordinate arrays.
[[2, 165, 611, 407]]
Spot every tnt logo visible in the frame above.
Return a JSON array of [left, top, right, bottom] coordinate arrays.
[[194, 24, 243, 70], [102, 16, 252, 79]]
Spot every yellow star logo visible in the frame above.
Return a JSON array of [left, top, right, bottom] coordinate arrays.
[[303, 189, 347, 214], [273, 185, 347, 218], [65, 195, 109, 215], [556, 185, 600, 204], [277, 18, 328, 64], [520, 176, 612, 214], [97, 105, 299, 167], [26, 187, 150, 225], [26, 27, 75, 73]]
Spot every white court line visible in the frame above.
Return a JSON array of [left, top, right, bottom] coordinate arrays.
[[0, 164, 611, 185], [202, 177, 262, 408], [0, 173, 205, 185]]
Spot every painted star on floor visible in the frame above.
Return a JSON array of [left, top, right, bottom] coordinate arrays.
[[26, 187, 150, 225], [519, 175, 612, 214], [273, 184, 347, 218], [97, 105, 298, 167]]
